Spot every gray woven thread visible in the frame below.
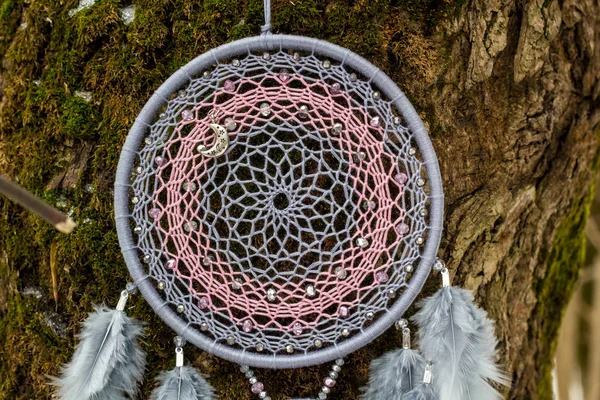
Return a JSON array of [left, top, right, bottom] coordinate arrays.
[[114, 34, 444, 369]]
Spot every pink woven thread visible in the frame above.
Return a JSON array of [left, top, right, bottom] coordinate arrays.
[[153, 74, 407, 332]]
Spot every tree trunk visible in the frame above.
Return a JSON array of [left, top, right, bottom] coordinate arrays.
[[0, 0, 598, 399]]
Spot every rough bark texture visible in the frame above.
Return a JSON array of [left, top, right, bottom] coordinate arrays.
[[0, 0, 598, 399]]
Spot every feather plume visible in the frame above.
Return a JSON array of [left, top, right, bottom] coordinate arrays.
[[403, 382, 438, 400], [51, 305, 146, 400], [150, 365, 216, 400], [412, 286, 509, 400], [362, 348, 425, 400]]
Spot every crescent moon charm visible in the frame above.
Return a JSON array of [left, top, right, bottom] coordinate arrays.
[[198, 123, 230, 158]]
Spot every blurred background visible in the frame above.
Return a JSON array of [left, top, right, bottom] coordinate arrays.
[[556, 181, 600, 400]]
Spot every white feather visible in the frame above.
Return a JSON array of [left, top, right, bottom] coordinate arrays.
[[362, 348, 425, 400], [403, 382, 438, 400], [50, 306, 146, 400], [150, 365, 216, 400], [413, 287, 510, 400]]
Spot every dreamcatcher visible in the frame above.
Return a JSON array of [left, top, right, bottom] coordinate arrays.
[[0, 1, 510, 399]]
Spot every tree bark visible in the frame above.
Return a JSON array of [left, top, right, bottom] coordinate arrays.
[[0, 0, 598, 399]]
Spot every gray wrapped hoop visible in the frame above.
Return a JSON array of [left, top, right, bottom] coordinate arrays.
[[114, 34, 444, 369]]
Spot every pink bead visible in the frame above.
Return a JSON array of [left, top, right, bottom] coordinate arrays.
[[165, 259, 175, 269], [149, 208, 160, 219], [339, 306, 349, 318], [324, 377, 336, 388], [395, 222, 409, 235], [251, 382, 264, 394], [242, 320, 253, 333], [370, 116, 380, 127], [224, 80, 235, 91], [292, 323, 303, 335], [279, 69, 290, 82], [181, 110, 194, 120], [395, 173, 408, 184], [198, 297, 209, 310], [376, 271, 389, 283], [154, 156, 164, 166]]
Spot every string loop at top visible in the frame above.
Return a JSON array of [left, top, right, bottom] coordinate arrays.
[[261, 0, 272, 35]]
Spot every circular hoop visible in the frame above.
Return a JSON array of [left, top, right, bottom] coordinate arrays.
[[114, 34, 444, 369]]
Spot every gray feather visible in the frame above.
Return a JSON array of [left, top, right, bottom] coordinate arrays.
[[403, 383, 438, 400], [412, 287, 510, 400], [362, 348, 425, 400], [151, 365, 216, 400], [50, 306, 146, 400]]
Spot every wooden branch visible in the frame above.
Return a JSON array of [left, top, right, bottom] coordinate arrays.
[[0, 175, 75, 233]]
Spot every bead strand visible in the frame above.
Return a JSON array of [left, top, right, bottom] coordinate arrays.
[[240, 358, 344, 400]]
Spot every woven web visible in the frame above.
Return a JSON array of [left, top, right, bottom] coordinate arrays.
[[129, 49, 430, 356]]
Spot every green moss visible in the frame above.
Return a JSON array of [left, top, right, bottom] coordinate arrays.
[[533, 156, 600, 398]]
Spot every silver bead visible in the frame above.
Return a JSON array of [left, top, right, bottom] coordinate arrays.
[[227, 336, 235, 345], [264, 397, 271, 400], [245, 370, 254, 378], [319, 393, 327, 400], [356, 238, 369, 248], [286, 344, 294, 353], [306, 284, 316, 298], [293, 52, 301, 61], [232, 59, 241, 66], [416, 237, 424, 245], [405, 264, 414, 273], [159, 112, 167, 119], [260, 102, 271, 116], [329, 371, 338, 379], [176, 304, 184, 313], [334, 266, 347, 280], [135, 166, 143, 174], [387, 289, 397, 299], [232, 278, 243, 290], [263, 52, 270, 60], [182, 181, 197, 192], [133, 226, 142, 234], [335, 359, 345, 366], [240, 365, 250, 373], [366, 312, 374, 320], [323, 60, 331, 69], [332, 122, 343, 135], [417, 178, 426, 187], [131, 196, 139, 204], [142, 254, 151, 263], [395, 318, 408, 330], [373, 91, 381, 100], [178, 90, 186, 98], [255, 343, 264, 352], [202, 256, 214, 266], [249, 377, 258, 384], [174, 336, 185, 347], [267, 288, 277, 302], [408, 147, 416, 155], [298, 105, 309, 119], [144, 137, 152, 145], [202, 71, 211, 79], [393, 116, 401, 125], [349, 73, 357, 82], [200, 322, 209, 331], [314, 339, 323, 348], [225, 117, 237, 131], [332, 365, 341, 372], [157, 281, 165, 290], [322, 386, 331, 394], [341, 328, 350, 337], [259, 392, 267, 399], [420, 208, 428, 217], [433, 258, 446, 272]]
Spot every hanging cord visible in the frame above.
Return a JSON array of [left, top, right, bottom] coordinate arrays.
[[261, 0, 272, 35]]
